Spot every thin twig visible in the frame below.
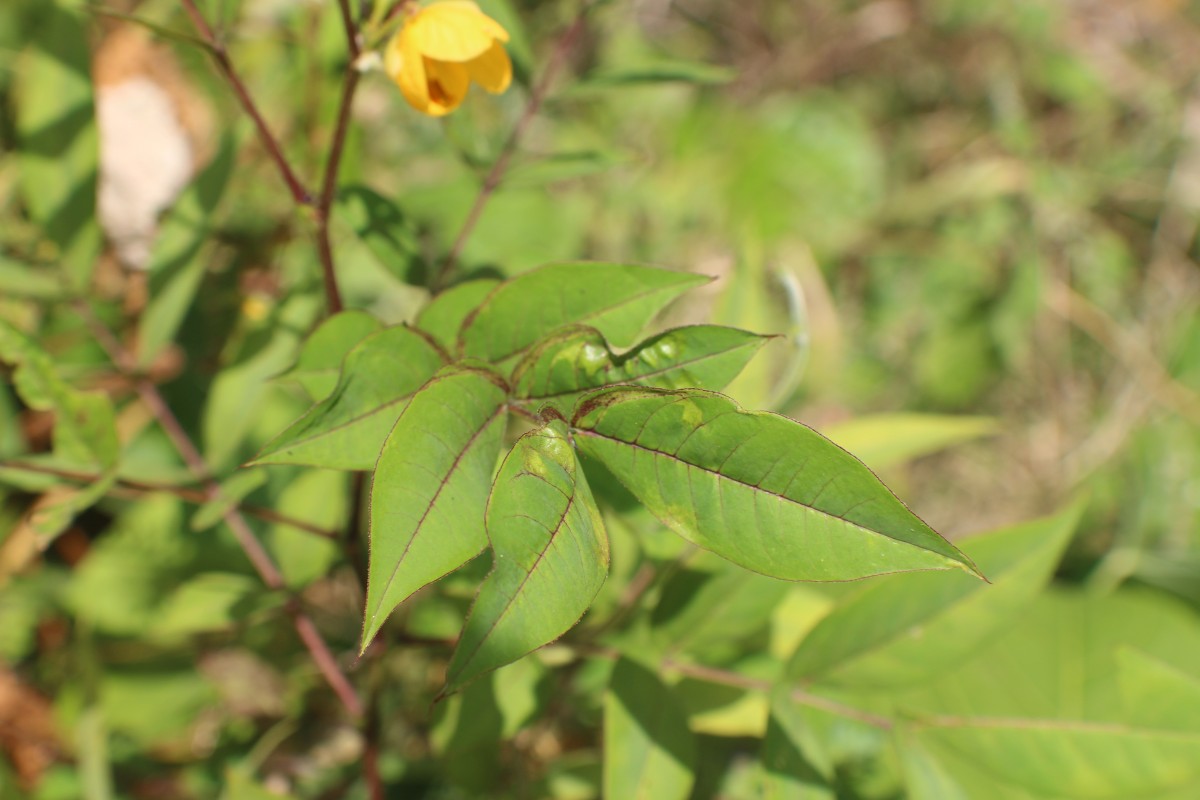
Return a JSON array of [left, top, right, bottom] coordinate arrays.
[[313, 64, 361, 315], [434, 2, 594, 289], [179, 0, 312, 206], [577, 645, 894, 730], [0, 460, 339, 539], [659, 659, 896, 730], [75, 302, 363, 719], [335, 0, 362, 58]]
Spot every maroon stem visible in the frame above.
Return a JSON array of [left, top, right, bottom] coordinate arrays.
[[0, 459, 339, 539], [78, 303, 364, 718], [179, 0, 312, 206]]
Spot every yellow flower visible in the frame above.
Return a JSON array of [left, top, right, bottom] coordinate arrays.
[[385, 1, 512, 117]]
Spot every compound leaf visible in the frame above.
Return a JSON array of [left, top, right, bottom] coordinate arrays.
[[458, 262, 708, 365], [252, 326, 444, 470], [362, 365, 508, 649], [512, 325, 770, 414], [444, 419, 608, 694], [572, 387, 979, 582]]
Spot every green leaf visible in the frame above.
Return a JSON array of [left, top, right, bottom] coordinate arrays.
[[604, 657, 696, 800], [15, 2, 101, 287], [894, 733, 970, 800], [279, 310, 384, 400], [336, 185, 423, 285], [0, 320, 118, 543], [444, 420, 609, 694], [760, 692, 835, 799], [572, 387, 979, 582], [252, 326, 445, 470], [458, 262, 709, 365], [913, 719, 1200, 799], [585, 61, 737, 86], [416, 278, 500, 353], [821, 413, 999, 471], [512, 325, 770, 414], [189, 468, 268, 532], [0, 255, 67, 300], [787, 501, 1082, 688], [136, 136, 237, 369], [362, 365, 508, 649], [150, 573, 269, 639], [1117, 649, 1200, 732], [651, 556, 789, 661]]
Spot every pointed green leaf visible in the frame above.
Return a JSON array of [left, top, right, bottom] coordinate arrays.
[[136, 136, 237, 368], [512, 325, 770, 414], [458, 262, 709, 365], [651, 556, 788, 660], [189, 468, 268, 532], [914, 719, 1200, 799], [760, 692, 835, 799], [252, 326, 445, 469], [822, 413, 999, 471], [604, 657, 696, 800], [336, 185, 423, 285], [445, 420, 608, 693], [362, 365, 508, 648], [278, 310, 383, 400], [416, 278, 501, 353], [787, 501, 1082, 688], [572, 387, 979, 582]]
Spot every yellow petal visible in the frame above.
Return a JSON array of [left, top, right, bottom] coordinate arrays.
[[465, 40, 512, 94], [423, 57, 470, 116], [386, 26, 435, 115], [407, 1, 509, 62]]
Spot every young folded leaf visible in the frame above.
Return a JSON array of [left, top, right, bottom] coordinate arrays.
[[458, 262, 709, 365], [511, 324, 771, 414], [252, 326, 445, 470], [444, 419, 608, 694], [361, 365, 508, 650], [572, 387, 981, 582]]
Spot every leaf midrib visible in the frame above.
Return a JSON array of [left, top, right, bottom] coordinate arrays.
[[367, 406, 505, 627], [573, 429, 958, 566]]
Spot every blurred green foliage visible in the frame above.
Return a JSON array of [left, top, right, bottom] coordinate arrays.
[[1, 0, 1199, 797]]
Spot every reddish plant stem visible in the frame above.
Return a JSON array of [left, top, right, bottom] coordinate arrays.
[[180, 0, 356, 314], [434, 3, 593, 290], [313, 64, 362, 315], [77, 302, 364, 719], [179, 0, 312, 206], [335, 0, 362, 58], [0, 459, 339, 539]]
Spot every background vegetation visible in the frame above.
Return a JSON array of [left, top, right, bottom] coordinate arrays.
[[1, 0, 1199, 797]]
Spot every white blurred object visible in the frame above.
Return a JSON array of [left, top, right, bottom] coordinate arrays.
[[96, 76, 194, 269]]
